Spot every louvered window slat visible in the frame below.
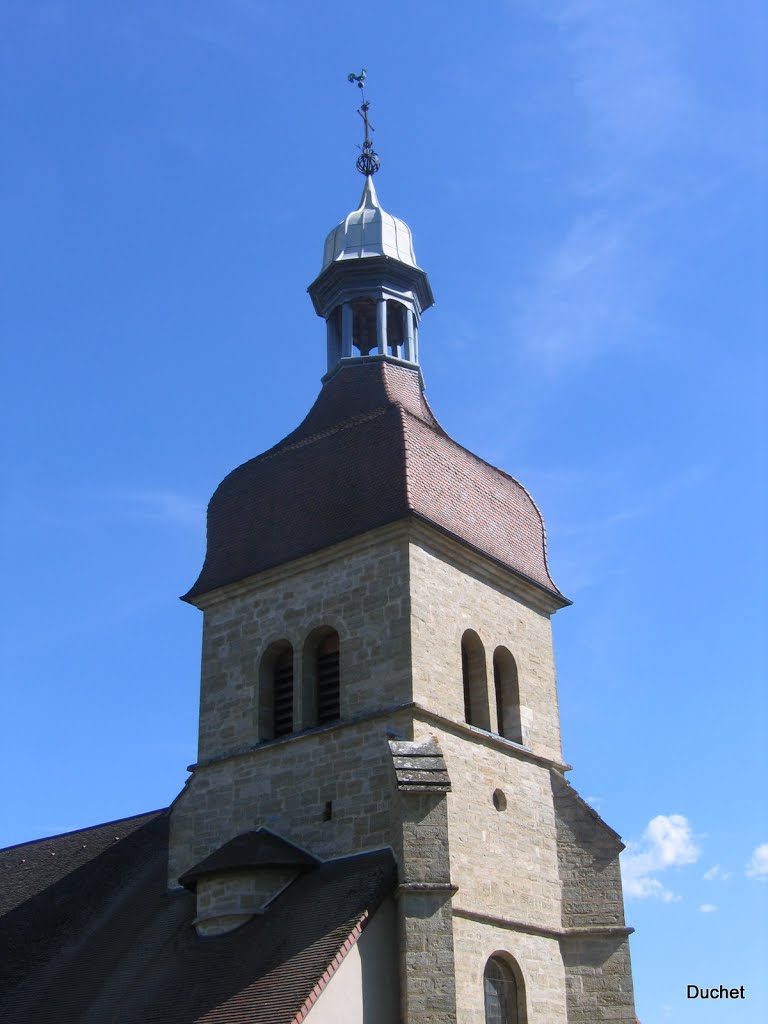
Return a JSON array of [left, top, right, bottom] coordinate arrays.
[[316, 643, 340, 724], [273, 656, 294, 738]]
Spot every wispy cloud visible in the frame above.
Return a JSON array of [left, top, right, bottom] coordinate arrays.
[[114, 490, 205, 530], [622, 814, 700, 902], [699, 904, 717, 913], [746, 843, 768, 880], [2, 486, 205, 531], [548, 0, 691, 161], [514, 0, 696, 369], [514, 214, 642, 369], [539, 463, 711, 593], [703, 864, 731, 882], [553, 464, 711, 539]]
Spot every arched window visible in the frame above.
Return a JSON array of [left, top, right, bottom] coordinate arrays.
[[493, 647, 523, 744], [461, 630, 490, 730], [303, 628, 341, 728], [484, 955, 523, 1024], [259, 641, 294, 740]]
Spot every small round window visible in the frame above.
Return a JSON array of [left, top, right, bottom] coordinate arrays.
[[492, 789, 507, 812]]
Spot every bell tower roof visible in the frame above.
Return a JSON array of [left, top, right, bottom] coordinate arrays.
[[321, 176, 418, 270], [184, 361, 566, 607]]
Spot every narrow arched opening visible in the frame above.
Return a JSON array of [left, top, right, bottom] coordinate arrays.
[[461, 630, 490, 730], [386, 299, 404, 358], [351, 298, 377, 355], [493, 647, 523, 744], [302, 627, 341, 728], [258, 640, 294, 741]]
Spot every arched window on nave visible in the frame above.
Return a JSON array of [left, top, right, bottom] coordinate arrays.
[[484, 955, 524, 1024]]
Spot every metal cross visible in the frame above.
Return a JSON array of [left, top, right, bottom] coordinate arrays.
[[347, 69, 380, 176]]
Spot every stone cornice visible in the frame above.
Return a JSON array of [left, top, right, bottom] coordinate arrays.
[[412, 705, 571, 773], [185, 700, 569, 778], [452, 906, 633, 941], [397, 882, 459, 897], [185, 521, 411, 611]]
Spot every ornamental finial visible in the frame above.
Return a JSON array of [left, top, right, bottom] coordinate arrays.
[[347, 68, 380, 176]]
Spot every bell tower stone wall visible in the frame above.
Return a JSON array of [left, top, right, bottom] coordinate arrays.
[[193, 526, 413, 766], [408, 528, 564, 763]]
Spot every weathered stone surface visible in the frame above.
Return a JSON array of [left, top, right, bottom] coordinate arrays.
[[393, 786, 457, 1024], [552, 772, 636, 1020], [552, 772, 626, 930], [561, 936, 636, 1022], [194, 867, 297, 936]]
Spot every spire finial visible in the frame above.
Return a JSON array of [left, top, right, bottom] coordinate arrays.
[[347, 68, 380, 177]]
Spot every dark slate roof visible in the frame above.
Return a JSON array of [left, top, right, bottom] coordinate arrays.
[[185, 359, 565, 603], [0, 812, 397, 1024], [178, 827, 318, 890]]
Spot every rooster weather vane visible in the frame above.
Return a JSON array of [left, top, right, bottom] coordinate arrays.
[[347, 68, 380, 177]]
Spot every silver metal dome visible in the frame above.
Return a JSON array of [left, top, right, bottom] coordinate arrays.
[[321, 176, 417, 270]]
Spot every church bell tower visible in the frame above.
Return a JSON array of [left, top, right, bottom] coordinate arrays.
[[169, 78, 637, 1024]]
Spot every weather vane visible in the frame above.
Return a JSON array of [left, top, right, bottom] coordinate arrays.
[[347, 68, 380, 177]]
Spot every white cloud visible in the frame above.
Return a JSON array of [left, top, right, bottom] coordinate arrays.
[[703, 864, 732, 882], [621, 814, 700, 902], [699, 904, 717, 913], [646, 814, 699, 866], [746, 843, 768, 879]]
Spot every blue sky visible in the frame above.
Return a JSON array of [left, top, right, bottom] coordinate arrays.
[[1, 1, 766, 1020]]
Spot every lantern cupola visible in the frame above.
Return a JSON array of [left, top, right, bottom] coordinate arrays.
[[308, 74, 434, 376]]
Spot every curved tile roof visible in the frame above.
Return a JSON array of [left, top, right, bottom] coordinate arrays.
[[185, 360, 565, 603]]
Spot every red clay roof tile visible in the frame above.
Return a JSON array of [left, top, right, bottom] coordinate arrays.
[[185, 360, 564, 603]]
